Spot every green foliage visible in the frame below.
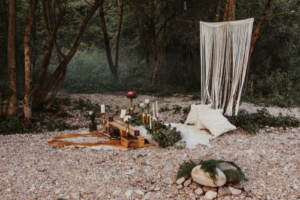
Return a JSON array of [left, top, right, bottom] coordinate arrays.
[[228, 108, 300, 134], [45, 120, 79, 132], [199, 159, 247, 184], [72, 98, 100, 113], [176, 159, 247, 184], [159, 105, 170, 112], [176, 160, 197, 179], [128, 113, 143, 126], [0, 114, 79, 135], [149, 121, 182, 148], [0, 115, 31, 134], [172, 105, 182, 114]]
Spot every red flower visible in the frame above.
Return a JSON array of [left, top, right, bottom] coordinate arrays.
[[125, 90, 137, 99]]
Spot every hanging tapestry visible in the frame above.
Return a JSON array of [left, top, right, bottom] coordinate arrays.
[[200, 18, 254, 116]]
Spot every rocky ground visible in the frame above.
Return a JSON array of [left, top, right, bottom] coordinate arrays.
[[0, 94, 299, 200]]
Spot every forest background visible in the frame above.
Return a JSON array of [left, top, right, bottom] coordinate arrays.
[[0, 0, 299, 122]]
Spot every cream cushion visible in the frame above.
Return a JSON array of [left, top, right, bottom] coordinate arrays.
[[185, 104, 211, 129], [198, 108, 236, 137]]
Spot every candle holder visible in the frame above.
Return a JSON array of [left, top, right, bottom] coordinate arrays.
[[125, 90, 137, 115], [141, 108, 145, 124], [101, 113, 106, 130], [129, 98, 134, 115], [125, 122, 130, 137]]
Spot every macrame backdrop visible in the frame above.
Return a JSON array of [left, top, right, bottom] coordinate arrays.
[[200, 18, 254, 116]]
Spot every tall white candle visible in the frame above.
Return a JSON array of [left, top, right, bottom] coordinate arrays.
[[149, 115, 152, 129], [155, 101, 159, 118], [101, 104, 105, 113], [120, 109, 126, 119], [152, 103, 155, 118]]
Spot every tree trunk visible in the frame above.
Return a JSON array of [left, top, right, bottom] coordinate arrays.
[[7, 0, 17, 118], [215, 0, 222, 22], [33, 0, 64, 96], [24, 0, 37, 124], [33, 0, 104, 108], [99, 6, 118, 80], [249, 0, 273, 58], [114, 0, 124, 72], [223, 0, 235, 21], [244, 0, 273, 94], [0, 91, 3, 119]]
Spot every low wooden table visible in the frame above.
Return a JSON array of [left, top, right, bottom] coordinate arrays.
[[103, 119, 150, 149]]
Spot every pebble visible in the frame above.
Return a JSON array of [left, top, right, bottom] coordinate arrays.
[[125, 190, 133, 198], [204, 190, 217, 200], [194, 188, 203, 195], [177, 185, 183, 190], [183, 178, 191, 187], [229, 186, 242, 195], [176, 177, 185, 185], [218, 187, 231, 197]]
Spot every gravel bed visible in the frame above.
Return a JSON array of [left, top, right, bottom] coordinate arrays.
[[0, 94, 299, 200]]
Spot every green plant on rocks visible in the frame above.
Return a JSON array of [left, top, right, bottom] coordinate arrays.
[[199, 159, 247, 184], [176, 159, 247, 184], [176, 160, 197, 179], [228, 108, 300, 134]]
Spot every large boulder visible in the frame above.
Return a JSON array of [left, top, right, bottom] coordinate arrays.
[[191, 165, 226, 187]]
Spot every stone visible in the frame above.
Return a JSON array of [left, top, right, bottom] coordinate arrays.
[[229, 186, 242, 195], [143, 192, 152, 200], [134, 189, 144, 199], [177, 185, 183, 190], [125, 190, 133, 198], [218, 187, 231, 197], [176, 177, 185, 185], [194, 188, 203, 195], [191, 165, 226, 187], [202, 186, 217, 192], [204, 191, 217, 200], [184, 179, 192, 187]]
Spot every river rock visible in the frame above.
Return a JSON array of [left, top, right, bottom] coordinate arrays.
[[204, 191, 217, 200], [176, 177, 185, 185], [229, 186, 242, 195], [184, 178, 192, 187], [218, 187, 231, 197], [191, 165, 226, 187], [194, 188, 203, 195]]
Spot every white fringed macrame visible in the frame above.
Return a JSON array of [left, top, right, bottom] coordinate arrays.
[[200, 18, 254, 116]]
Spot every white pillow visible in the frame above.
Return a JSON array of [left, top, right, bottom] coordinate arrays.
[[185, 104, 211, 129], [198, 108, 236, 137]]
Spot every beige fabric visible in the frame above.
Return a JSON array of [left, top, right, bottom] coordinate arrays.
[[197, 108, 236, 137], [200, 18, 254, 116], [185, 104, 211, 129], [185, 105, 236, 137]]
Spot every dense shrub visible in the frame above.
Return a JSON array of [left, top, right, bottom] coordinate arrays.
[[149, 121, 182, 148]]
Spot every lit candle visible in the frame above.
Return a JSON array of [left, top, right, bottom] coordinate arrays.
[[152, 103, 156, 120], [145, 99, 150, 104], [101, 104, 105, 113]]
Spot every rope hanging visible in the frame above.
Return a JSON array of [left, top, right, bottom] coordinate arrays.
[[200, 18, 254, 116]]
